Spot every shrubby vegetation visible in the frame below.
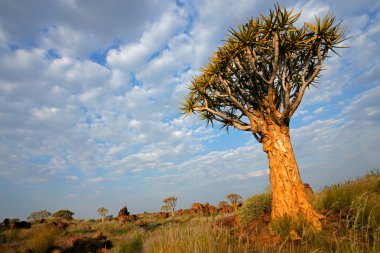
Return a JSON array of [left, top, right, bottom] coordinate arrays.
[[1, 172, 379, 253], [239, 192, 272, 227]]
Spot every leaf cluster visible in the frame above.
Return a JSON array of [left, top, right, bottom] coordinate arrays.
[[180, 4, 346, 135]]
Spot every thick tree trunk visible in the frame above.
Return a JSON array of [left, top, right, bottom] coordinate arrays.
[[262, 123, 323, 231], [171, 209, 175, 217]]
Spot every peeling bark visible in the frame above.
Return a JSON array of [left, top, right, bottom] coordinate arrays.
[[262, 123, 323, 230]]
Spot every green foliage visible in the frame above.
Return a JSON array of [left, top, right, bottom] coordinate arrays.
[[239, 193, 272, 227], [313, 171, 380, 225], [52, 209, 74, 219], [27, 210, 51, 222], [163, 196, 178, 215], [226, 193, 242, 205], [161, 205, 170, 212], [119, 232, 143, 253], [180, 4, 346, 134], [24, 226, 61, 253]]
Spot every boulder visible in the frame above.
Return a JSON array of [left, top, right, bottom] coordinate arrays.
[[9, 220, 31, 230], [219, 205, 234, 214], [191, 202, 217, 216], [66, 234, 112, 252], [118, 206, 130, 217], [303, 183, 314, 197]]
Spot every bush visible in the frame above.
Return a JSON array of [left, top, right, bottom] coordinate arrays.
[[27, 210, 51, 222], [119, 232, 143, 253], [24, 226, 61, 253], [239, 193, 272, 227], [313, 171, 380, 229], [52, 210, 74, 220]]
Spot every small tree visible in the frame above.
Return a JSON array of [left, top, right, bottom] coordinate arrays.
[[227, 193, 242, 211], [180, 5, 345, 230], [97, 207, 109, 223], [27, 210, 51, 222], [163, 196, 178, 217], [218, 201, 228, 209], [52, 210, 74, 220]]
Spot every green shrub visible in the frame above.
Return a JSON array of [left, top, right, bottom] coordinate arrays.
[[239, 193, 272, 227], [119, 232, 143, 253], [24, 226, 61, 253], [314, 172, 380, 213]]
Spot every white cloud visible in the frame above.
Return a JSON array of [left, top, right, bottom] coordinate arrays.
[[0, 0, 379, 219]]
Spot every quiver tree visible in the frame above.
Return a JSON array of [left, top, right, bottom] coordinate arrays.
[[163, 196, 178, 217], [227, 193, 243, 212], [161, 205, 170, 213], [180, 5, 345, 230], [97, 207, 109, 223]]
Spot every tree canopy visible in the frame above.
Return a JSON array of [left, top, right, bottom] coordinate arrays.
[[27, 210, 51, 221], [180, 4, 345, 142], [52, 209, 74, 219]]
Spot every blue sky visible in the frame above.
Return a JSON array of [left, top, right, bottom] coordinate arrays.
[[0, 0, 379, 220]]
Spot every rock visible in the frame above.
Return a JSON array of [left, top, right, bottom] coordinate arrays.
[[156, 212, 169, 219], [191, 202, 217, 216], [177, 209, 185, 216], [303, 183, 314, 198], [66, 234, 112, 252], [118, 206, 130, 217], [46, 246, 63, 253], [93, 230, 104, 240], [135, 220, 147, 227], [50, 221, 68, 230], [213, 215, 239, 229], [9, 221, 31, 230], [219, 205, 234, 214], [118, 214, 137, 222]]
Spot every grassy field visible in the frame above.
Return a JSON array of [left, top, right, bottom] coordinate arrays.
[[1, 171, 379, 253]]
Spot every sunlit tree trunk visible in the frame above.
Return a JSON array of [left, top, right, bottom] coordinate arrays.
[[262, 123, 323, 230]]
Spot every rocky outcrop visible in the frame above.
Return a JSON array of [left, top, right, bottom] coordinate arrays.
[[303, 183, 314, 198], [8, 220, 31, 230], [191, 202, 217, 216], [66, 231, 112, 252], [117, 215, 137, 222], [117, 206, 137, 222], [218, 205, 234, 214], [118, 206, 130, 217]]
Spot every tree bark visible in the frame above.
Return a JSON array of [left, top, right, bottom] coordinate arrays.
[[171, 209, 175, 217], [262, 123, 323, 230]]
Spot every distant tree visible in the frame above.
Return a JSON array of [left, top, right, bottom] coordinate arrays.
[[227, 193, 242, 211], [52, 210, 74, 220], [163, 196, 178, 217], [97, 207, 109, 223], [27, 210, 51, 221], [161, 205, 170, 213], [218, 201, 228, 209], [180, 5, 345, 230]]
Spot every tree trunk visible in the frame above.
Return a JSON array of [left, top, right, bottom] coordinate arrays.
[[171, 209, 175, 217], [262, 123, 323, 231], [102, 216, 105, 223]]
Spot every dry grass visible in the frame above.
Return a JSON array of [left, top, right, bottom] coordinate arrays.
[[142, 219, 250, 253]]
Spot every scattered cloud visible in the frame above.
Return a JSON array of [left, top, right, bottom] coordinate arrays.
[[0, 0, 379, 219]]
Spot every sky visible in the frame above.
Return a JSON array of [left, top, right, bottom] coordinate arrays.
[[0, 0, 379, 220]]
